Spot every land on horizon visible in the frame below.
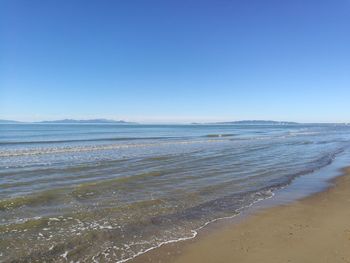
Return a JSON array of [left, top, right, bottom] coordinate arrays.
[[1, 119, 349, 125], [0, 119, 135, 124]]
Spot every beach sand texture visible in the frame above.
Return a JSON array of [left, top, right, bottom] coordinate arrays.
[[133, 168, 350, 263]]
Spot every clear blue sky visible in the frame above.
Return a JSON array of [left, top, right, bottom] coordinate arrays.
[[1, 0, 349, 123]]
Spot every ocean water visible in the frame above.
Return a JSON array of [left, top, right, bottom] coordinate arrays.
[[1, 123, 350, 262]]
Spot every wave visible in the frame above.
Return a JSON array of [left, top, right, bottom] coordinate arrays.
[[204, 134, 235, 138], [0, 188, 66, 211], [0, 170, 171, 211], [0, 139, 227, 157], [0, 136, 182, 146], [287, 131, 320, 136]]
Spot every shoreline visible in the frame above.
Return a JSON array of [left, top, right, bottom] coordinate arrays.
[[131, 167, 350, 263]]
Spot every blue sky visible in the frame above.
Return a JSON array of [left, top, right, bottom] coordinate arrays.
[[1, 0, 349, 123]]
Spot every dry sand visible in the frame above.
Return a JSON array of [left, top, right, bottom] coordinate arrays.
[[132, 168, 350, 263]]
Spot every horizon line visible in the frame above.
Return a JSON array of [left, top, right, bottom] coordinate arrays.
[[0, 118, 349, 125]]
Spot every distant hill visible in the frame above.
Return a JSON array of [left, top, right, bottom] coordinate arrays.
[[0, 119, 303, 125], [37, 119, 135, 124], [0, 119, 23, 124], [0, 119, 137, 124], [212, 120, 299, 125]]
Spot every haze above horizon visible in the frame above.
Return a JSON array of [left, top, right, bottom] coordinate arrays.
[[1, 0, 349, 123]]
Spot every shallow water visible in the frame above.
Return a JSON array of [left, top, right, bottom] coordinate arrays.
[[1, 123, 350, 262]]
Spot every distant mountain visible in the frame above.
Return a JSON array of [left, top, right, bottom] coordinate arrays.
[[212, 120, 299, 125], [0, 119, 23, 124], [37, 119, 136, 124]]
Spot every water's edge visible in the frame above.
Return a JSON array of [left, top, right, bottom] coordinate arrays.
[[126, 150, 350, 263]]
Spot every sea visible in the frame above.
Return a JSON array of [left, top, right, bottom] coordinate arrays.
[[1, 123, 350, 262]]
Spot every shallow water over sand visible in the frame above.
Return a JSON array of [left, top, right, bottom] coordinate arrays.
[[1, 124, 350, 262]]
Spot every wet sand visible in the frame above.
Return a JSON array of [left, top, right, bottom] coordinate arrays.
[[132, 168, 350, 263]]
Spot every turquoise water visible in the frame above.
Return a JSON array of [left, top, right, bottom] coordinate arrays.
[[1, 124, 350, 262]]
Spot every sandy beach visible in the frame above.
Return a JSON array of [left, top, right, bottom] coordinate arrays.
[[132, 168, 350, 263]]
